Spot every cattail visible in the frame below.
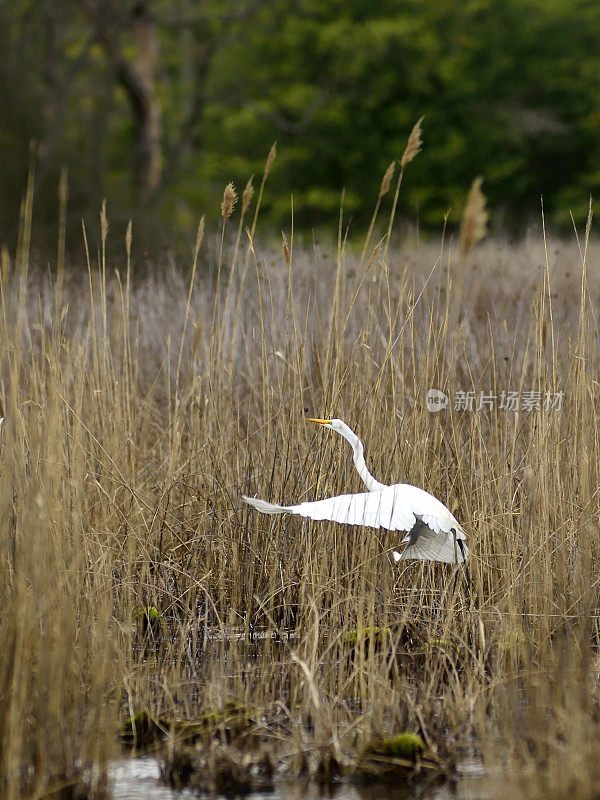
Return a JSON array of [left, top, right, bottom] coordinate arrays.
[[282, 231, 290, 267], [242, 177, 255, 215], [264, 142, 277, 179], [367, 243, 381, 278], [1, 244, 9, 284], [125, 220, 132, 259], [221, 182, 237, 219], [460, 176, 488, 258], [100, 198, 109, 241], [401, 117, 424, 168], [195, 215, 205, 257], [379, 161, 395, 197]]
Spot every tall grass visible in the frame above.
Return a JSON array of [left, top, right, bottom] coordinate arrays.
[[1, 177, 600, 798]]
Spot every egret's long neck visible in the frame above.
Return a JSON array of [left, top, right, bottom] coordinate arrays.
[[341, 428, 386, 492]]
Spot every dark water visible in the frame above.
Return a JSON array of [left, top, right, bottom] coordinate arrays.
[[109, 757, 491, 800]]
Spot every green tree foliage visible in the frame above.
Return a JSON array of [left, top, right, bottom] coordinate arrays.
[[1, 0, 600, 240]]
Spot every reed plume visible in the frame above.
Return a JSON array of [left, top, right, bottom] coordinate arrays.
[[242, 177, 255, 215], [221, 182, 238, 220], [361, 161, 396, 265], [384, 117, 424, 261], [379, 161, 395, 197], [460, 176, 488, 258], [248, 142, 278, 245], [264, 142, 277, 179], [232, 178, 255, 269], [401, 116, 423, 167], [282, 231, 291, 268]]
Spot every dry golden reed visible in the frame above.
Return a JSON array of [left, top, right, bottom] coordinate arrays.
[[242, 177, 255, 215], [0, 245, 9, 284], [265, 141, 277, 179], [247, 142, 278, 243], [281, 231, 290, 267], [379, 161, 395, 197], [221, 182, 238, 219], [460, 176, 488, 257], [361, 161, 395, 264], [195, 215, 205, 255], [383, 116, 424, 262], [400, 116, 423, 168]]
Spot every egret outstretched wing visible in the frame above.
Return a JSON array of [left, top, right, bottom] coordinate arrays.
[[246, 483, 462, 533], [244, 483, 467, 565]]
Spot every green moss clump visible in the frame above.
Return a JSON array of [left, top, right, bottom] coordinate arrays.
[[342, 626, 391, 647], [121, 709, 163, 747], [364, 732, 426, 760], [501, 631, 521, 648], [197, 700, 254, 742], [133, 606, 163, 644], [425, 638, 460, 654], [133, 605, 161, 622], [200, 700, 246, 725]]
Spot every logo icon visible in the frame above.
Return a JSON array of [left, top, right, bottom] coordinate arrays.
[[426, 389, 448, 413]]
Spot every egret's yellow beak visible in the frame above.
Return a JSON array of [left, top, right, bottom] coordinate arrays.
[[307, 418, 332, 426]]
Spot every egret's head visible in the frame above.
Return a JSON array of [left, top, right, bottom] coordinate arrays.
[[308, 417, 357, 442], [308, 417, 335, 429]]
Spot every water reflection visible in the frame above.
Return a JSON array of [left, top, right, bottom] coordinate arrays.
[[109, 756, 488, 800]]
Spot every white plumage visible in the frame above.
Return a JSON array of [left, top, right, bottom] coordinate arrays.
[[243, 418, 468, 566]]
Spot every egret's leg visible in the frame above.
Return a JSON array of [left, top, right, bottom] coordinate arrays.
[[457, 539, 471, 587]]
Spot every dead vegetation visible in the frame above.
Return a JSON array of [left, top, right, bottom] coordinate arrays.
[[1, 156, 600, 798]]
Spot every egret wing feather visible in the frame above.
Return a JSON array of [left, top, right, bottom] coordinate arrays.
[[290, 484, 465, 538], [243, 496, 288, 515], [291, 489, 417, 531], [244, 483, 468, 565], [399, 527, 468, 564], [244, 484, 464, 536]]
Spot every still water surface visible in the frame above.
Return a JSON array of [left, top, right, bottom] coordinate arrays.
[[109, 756, 492, 800]]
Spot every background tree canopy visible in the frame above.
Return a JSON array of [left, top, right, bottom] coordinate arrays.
[[1, 0, 600, 244]]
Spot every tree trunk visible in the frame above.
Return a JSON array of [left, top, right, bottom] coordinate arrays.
[[130, 2, 162, 197], [83, 0, 162, 200]]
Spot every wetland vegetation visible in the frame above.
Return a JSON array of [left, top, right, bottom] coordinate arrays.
[[2, 160, 600, 799]]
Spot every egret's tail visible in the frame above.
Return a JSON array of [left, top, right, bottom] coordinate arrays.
[[243, 495, 289, 515]]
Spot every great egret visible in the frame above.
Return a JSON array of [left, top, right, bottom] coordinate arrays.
[[243, 418, 469, 566]]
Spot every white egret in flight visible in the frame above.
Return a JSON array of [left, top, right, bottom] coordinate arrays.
[[244, 418, 469, 566]]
